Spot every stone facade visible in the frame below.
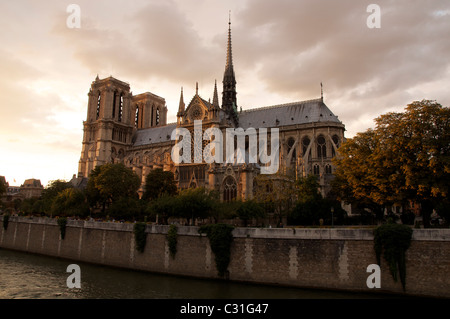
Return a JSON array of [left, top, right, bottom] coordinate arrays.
[[77, 21, 345, 200]]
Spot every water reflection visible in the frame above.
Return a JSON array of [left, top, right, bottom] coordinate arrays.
[[0, 248, 396, 299]]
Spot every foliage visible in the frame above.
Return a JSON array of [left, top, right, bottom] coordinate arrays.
[[333, 100, 450, 227], [20, 198, 41, 215], [210, 195, 240, 224], [86, 163, 141, 212], [289, 175, 346, 226], [133, 222, 147, 253], [108, 197, 143, 221], [51, 188, 89, 218], [373, 223, 413, 290], [167, 224, 178, 258], [176, 187, 216, 225], [236, 199, 266, 227], [142, 168, 178, 201], [198, 224, 234, 277], [0, 178, 7, 197], [253, 170, 296, 225], [147, 194, 179, 225], [41, 180, 73, 215], [2, 214, 10, 230], [57, 217, 68, 240]]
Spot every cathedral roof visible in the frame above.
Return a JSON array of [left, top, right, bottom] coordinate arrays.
[[132, 123, 177, 147], [238, 98, 342, 129]]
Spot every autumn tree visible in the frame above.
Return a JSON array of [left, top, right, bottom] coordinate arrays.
[[333, 100, 449, 226]]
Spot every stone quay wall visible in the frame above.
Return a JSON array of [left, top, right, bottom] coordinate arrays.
[[1, 216, 449, 298]]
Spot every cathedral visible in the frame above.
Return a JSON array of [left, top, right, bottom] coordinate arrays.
[[77, 20, 346, 201]]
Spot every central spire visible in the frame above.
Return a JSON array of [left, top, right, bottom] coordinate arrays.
[[226, 11, 233, 69], [222, 11, 238, 125]]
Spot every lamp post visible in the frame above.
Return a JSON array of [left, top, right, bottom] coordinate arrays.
[[331, 207, 334, 228]]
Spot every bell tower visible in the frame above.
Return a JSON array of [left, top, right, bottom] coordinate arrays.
[[78, 76, 134, 178]]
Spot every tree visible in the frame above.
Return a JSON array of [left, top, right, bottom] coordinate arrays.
[[0, 177, 6, 197], [253, 170, 296, 226], [147, 193, 179, 224], [41, 179, 73, 215], [333, 100, 450, 227], [51, 188, 89, 217], [85, 163, 141, 213], [176, 187, 216, 225], [290, 175, 326, 225], [236, 199, 266, 227], [108, 197, 143, 221], [142, 168, 177, 201]]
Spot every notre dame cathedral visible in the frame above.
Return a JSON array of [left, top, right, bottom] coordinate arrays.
[[77, 20, 346, 201]]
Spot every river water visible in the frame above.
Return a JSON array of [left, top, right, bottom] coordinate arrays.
[[0, 248, 401, 299]]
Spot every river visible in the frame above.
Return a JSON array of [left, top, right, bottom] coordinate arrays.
[[0, 248, 407, 300]]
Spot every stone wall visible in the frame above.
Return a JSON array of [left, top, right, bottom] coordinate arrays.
[[1, 216, 449, 298]]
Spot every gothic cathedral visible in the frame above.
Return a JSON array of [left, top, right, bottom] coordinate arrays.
[[78, 20, 346, 201]]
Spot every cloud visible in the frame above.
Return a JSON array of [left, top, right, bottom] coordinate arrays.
[[231, 0, 450, 129]]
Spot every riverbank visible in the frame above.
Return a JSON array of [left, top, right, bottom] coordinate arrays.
[[1, 215, 449, 298]]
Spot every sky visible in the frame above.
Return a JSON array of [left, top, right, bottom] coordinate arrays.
[[1, 0, 449, 187]]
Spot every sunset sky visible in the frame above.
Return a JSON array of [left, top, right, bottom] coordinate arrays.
[[1, 0, 449, 187]]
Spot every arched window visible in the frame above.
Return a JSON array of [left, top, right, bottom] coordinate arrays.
[[96, 91, 101, 119], [223, 176, 237, 202], [325, 164, 332, 174], [313, 164, 320, 175], [317, 135, 327, 159]]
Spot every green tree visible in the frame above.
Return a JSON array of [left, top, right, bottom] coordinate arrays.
[[41, 179, 73, 215], [142, 168, 177, 201], [0, 177, 6, 197], [290, 175, 346, 226], [51, 188, 89, 217], [236, 199, 266, 227], [176, 187, 216, 225], [85, 163, 141, 213], [108, 197, 143, 221], [253, 170, 296, 226], [147, 193, 179, 224]]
